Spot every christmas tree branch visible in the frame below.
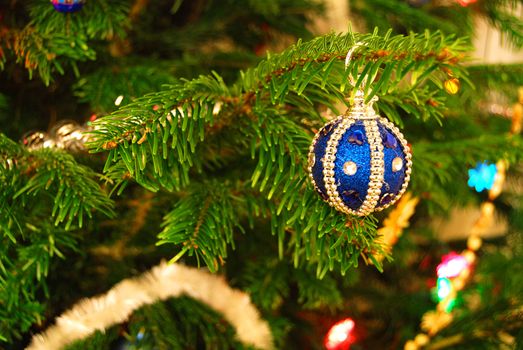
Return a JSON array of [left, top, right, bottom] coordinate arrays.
[[89, 191, 154, 259], [0, 223, 78, 343], [157, 182, 243, 271], [89, 30, 469, 193], [485, 2, 523, 48], [29, 0, 130, 40], [8, 27, 96, 85], [1, 134, 114, 230]]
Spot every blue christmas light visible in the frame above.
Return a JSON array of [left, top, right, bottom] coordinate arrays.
[[467, 162, 497, 192]]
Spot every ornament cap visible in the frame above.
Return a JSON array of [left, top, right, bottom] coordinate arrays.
[[344, 89, 379, 120]]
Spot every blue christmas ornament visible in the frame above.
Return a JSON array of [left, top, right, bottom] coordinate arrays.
[[51, 0, 85, 13], [308, 90, 412, 216], [468, 161, 497, 192]]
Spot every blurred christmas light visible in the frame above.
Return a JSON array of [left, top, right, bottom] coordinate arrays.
[[324, 318, 355, 350], [443, 297, 456, 312], [114, 95, 124, 106], [468, 161, 497, 192], [457, 0, 477, 6], [436, 277, 452, 301], [437, 252, 469, 278], [444, 78, 460, 94]]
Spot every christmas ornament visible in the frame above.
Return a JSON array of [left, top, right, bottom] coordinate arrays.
[[324, 318, 355, 350], [22, 120, 91, 151], [308, 45, 412, 216], [50, 0, 85, 13], [467, 161, 497, 192]]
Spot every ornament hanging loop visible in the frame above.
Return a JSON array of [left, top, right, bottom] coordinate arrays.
[[343, 42, 378, 115], [344, 42, 365, 88]]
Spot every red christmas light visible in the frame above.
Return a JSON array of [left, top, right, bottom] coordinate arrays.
[[324, 318, 355, 350], [457, 0, 477, 6]]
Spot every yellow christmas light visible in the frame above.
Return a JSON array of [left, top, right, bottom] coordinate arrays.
[[444, 78, 460, 95]]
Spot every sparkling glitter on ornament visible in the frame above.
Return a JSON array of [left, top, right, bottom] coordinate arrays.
[[50, 0, 85, 13], [324, 318, 355, 350], [468, 161, 497, 192], [437, 252, 469, 278], [343, 161, 357, 175]]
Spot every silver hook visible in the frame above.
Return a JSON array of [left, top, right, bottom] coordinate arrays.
[[344, 42, 364, 69], [344, 42, 365, 88], [343, 42, 379, 115]]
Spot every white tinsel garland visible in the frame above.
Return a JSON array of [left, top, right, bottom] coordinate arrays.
[[27, 262, 273, 350]]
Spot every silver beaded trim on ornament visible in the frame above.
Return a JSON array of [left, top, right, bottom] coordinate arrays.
[[357, 119, 385, 216], [322, 117, 356, 215], [307, 128, 322, 194], [374, 117, 413, 211], [307, 116, 343, 195]]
